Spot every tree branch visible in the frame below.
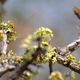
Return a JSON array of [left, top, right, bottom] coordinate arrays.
[[56, 37, 80, 56], [55, 37, 80, 73], [56, 55, 80, 74], [0, 31, 80, 79], [0, 63, 16, 77], [0, 28, 8, 54], [7, 47, 45, 80]]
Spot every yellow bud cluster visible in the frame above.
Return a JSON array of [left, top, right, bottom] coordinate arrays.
[[64, 54, 76, 65], [34, 27, 53, 40], [0, 21, 17, 41]]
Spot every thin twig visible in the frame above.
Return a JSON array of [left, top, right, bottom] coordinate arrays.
[[49, 59, 53, 74]]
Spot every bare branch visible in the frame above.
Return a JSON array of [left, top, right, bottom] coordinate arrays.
[[0, 64, 15, 77], [0, 28, 8, 54], [54, 37, 80, 73], [56, 55, 80, 74], [56, 37, 80, 56], [0, 59, 16, 77], [0, 27, 17, 77]]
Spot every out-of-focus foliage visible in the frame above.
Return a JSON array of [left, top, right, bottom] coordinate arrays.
[[0, 0, 80, 80], [78, 60, 80, 67], [70, 71, 75, 80], [0, 0, 7, 4], [77, 26, 80, 35], [22, 27, 57, 64], [20, 27, 57, 79], [49, 71, 64, 80], [0, 20, 77, 80], [0, 0, 7, 21], [1, 26, 56, 80]]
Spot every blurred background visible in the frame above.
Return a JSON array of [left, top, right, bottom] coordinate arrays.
[[0, 0, 80, 80]]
